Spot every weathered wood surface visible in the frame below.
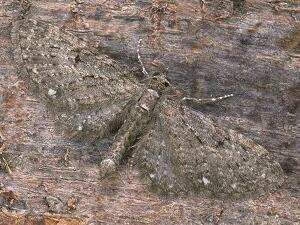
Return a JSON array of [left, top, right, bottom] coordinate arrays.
[[0, 0, 299, 224]]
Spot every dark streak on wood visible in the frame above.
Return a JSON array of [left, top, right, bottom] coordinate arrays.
[[0, 0, 299, 224]]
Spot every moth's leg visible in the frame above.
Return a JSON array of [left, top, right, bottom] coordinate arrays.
[[99, 89, 160, 179], [182, 94, 233, 105]]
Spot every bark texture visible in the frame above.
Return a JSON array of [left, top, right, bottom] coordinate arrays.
[[0, 0, 299, 224]]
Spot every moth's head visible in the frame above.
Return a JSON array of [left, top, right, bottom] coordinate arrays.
[[148, 72, 170, 93]]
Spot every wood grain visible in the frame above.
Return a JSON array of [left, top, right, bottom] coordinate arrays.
[[0, 0, 299, 224]]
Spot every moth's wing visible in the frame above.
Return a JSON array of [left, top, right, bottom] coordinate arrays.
[[133, 97, 284, 197], [12, 19, 142, 141]]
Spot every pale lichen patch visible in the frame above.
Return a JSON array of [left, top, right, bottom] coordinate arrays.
[[202, 177, 210, 185], [48, 88, 57, 97]]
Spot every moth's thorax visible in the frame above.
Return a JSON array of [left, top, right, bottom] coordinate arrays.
[[147, 74, 171, 94]]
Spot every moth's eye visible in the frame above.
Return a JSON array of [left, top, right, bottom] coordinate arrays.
[[152, 77, 158, 80], [164, 81, 170, 87]]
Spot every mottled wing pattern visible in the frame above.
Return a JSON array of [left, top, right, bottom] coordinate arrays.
[[12, 19, 142, 141], [133, 96, 284, 197]]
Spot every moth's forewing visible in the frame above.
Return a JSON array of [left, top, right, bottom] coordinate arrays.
[[12, 19, 142, 141], [133, 97, 284, 197]]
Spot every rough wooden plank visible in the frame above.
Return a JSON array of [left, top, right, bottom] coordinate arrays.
[[0, 0, 299, 224], [0, 211, 82, 225]]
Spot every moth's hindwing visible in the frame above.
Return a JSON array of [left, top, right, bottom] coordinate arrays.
[[133, 97, 284, 197], [11, 19, 142, 141]]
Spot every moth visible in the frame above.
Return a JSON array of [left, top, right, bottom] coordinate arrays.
[[11, 19, 284, 198]]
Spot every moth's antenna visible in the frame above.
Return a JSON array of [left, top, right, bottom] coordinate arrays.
[[137, 39, 149, 77], [182, 94, 234, 105]]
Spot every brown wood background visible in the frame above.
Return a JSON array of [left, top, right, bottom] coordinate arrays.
[[0, 0, 299, 224]]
